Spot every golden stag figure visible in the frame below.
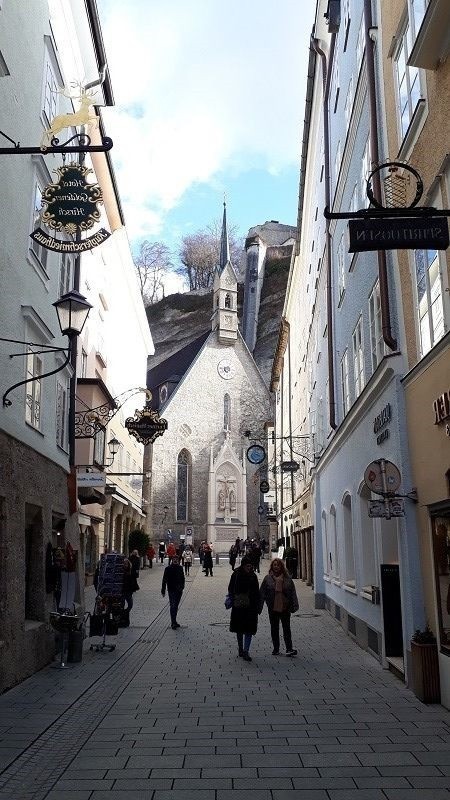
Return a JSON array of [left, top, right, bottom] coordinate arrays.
[[41, 83, 99, 146]]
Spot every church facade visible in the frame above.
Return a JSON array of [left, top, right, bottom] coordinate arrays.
[[144, 206, 272, 549]]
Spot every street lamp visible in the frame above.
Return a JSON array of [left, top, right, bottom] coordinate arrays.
[[2, 289, 92, 408]]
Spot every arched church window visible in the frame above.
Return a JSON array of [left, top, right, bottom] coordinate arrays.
[[223, 393, 231, 430], [225, 293, 231, 309], [176, 449, 191, 521]]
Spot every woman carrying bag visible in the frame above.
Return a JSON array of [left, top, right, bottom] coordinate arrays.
[[260, 557, 299, 656], [228, 555, 261, 661]]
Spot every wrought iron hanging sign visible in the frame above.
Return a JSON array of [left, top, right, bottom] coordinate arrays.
[[125, 396, 168, 445], [30, 163, 110, 253], [325, 161, 450, 252]]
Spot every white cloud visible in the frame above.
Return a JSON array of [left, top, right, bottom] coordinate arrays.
[[98, 0, 315, 242]]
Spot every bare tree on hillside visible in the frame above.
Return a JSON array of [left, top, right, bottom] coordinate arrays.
[[176, 219, 243, 291], [134, 241, 174, 306]]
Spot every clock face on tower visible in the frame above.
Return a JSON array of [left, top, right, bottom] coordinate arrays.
[[217, 358, 236, 380]]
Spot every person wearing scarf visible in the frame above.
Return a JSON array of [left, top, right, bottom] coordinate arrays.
[[260, 557, 299, 656]]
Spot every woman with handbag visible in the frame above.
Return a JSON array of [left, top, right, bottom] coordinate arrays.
[[228, 555, 261, 661], [260, 558, 298, 656]]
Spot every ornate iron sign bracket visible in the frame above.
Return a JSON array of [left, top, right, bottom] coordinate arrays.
[[75, 387, 148, 439], [0, 131, 113, 155]]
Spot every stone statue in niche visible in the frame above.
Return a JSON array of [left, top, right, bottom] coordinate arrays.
[[217, 474, 237, 519]]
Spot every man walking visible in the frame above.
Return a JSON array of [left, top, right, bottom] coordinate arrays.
[[161, 554, 185, 629]]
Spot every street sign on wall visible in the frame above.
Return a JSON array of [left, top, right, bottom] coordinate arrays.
[[364, 459, 401, 495]]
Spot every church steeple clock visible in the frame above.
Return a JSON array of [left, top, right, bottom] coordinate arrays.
[[212, 201, 238, 343]]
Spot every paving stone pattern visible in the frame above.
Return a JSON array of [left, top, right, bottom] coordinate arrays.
[[0, 558, 450, 798]]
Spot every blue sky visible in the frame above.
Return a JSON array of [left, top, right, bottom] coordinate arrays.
[[97, 0, 316, 291]]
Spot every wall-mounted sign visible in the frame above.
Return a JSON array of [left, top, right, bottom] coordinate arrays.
[[77, 472, 106, 488], [369, 498, 404, 518], [259, 480, 270, 493], [373, 402, 391, 445], [433, 390, 450, 425], [30, 163, 110, 252], [125, 402, 168, 445], [348, 217, 449, 252]]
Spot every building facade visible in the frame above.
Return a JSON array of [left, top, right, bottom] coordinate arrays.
[[273, 0, 439, 687], [379, 0, 450, 704]]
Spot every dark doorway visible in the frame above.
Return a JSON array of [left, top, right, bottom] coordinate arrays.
[[380, 563, 403, 657]]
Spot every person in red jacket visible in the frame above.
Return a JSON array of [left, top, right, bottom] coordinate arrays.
[[166, 541, 176, 564], [146, 544, 156, 569]]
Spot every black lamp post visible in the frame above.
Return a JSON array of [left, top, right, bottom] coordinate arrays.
[[2, 289, 92, 409]]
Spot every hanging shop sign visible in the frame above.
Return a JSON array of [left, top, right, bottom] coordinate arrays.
[[369, 498, 405, 519], [348, 217, 449, 253], [77, 472, 106, 489], [246, 445, 266, 465], [125, 402, 168, 445], [364, 459, 401, 495], [433, 389, 450, 425], [281, 460, 300, 473], [259, 480, 270, 493], [30, 163, 110, 252]]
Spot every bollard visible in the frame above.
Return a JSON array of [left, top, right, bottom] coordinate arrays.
[[215, 552, 220, 565]]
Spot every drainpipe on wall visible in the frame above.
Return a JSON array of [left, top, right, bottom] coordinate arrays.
[[312, 33, 337, 430], [364, 0, 397, 351]]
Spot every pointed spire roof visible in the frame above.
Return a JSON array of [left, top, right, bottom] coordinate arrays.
[[218, 199, 230, 273]]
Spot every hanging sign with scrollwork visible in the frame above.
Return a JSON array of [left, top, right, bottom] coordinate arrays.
[[30, 162, 110, 252], [125, 399, 168, 445]]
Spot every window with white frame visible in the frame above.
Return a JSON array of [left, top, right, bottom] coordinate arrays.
[[352, 316, 365, 398], [55, 380, 68, 450], [414, 248, 445, 356], [360, 136, 371, 207], [344, 75, 354, 129], [409, 0, 430, 43], [25, 349, 42, 429], [330, 506, 340, 578], [393, 18, 424, 141], [94, 427, 106, 466], [342, 493, 356, 586], [30, 179, 48, 270], [41, 38, 62, 127], [80, 349, 88, 378], [337, 234, 345, 300], [332, 53, 340, 112], [340, 350, 350, 415], [317, 396, 324, 450], [369, 281, 385, 372], [59, 254, 72, 299]]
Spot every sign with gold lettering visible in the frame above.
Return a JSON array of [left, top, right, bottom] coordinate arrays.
[[30, 162, 110, 252]]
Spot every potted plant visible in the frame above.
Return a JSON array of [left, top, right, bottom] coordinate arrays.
[[410, 625, 441, 704]]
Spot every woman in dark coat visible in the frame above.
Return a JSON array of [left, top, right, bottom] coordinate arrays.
[[260, 558, 299, 656], [228, 555, 260, 661]]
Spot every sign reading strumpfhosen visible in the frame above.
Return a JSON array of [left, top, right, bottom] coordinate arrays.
[[348, 217, 449, 252], [30, 163, 110, 252]]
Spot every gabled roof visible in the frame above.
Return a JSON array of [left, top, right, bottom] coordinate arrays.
[[147, 330, 210, 392]]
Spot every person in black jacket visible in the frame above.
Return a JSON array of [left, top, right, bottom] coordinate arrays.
[[122, 558, 140, 625], [228, 555, 261, 661], [161, 554, 185, 629]]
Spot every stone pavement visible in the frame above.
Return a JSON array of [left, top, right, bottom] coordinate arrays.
[[1, 557, 450, 799]]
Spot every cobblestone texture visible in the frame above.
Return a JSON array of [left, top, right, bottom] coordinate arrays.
[[0, 558, 450, 798]]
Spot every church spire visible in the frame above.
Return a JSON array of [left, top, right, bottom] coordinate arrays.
[[218, 199, 230, 272]]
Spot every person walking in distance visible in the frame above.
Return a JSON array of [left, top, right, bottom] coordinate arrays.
[[122, 558, 140, 626], [146, 544, 156, 569], [229, 543, 238, 571], [158, 541, 165, 564], [203, 544, 213, 576], [166, 541, 176, 564], [228, 555, 261, 661], [161, 554, 185, 629], [260, 558, 299, 656], [182, 546, 193, 576]]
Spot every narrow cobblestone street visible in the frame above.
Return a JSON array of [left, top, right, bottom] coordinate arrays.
[[1, 559, 450, 800]]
